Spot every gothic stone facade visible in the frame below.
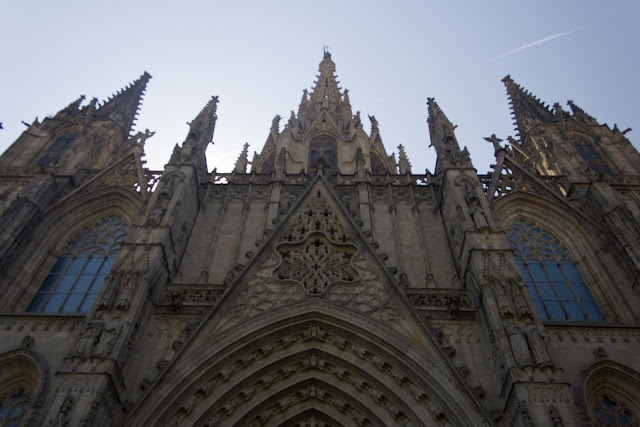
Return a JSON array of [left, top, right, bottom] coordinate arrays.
[[1, 53, 640, 426]]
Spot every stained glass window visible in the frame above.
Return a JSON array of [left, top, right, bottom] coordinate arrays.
[[27, 215, 128, 314], [594, 394, 638, 426], [0, 388, 31, 427], [507, 220, 603, 321]]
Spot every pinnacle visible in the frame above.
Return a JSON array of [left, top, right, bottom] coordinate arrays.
[[55, 94, 87, 118], [96, 71, 152, 138], [426, 97, 454, 128], [502, 75, 554, 137]]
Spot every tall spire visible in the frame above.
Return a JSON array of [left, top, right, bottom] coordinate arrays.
[[397, 144, 412, 174], [296, 50, 353, 130], [181, 95, 218, 178], [234, 143, 250, 173], [96, 71, 151, 138], [502, 75, 555, 139], [427, 98, 471, 172]]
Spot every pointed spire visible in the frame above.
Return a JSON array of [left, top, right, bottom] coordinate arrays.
[[234, 143, 250, 173], [296, 50, 351, 128], [181, 95, 218, 176], [567, 100, 599, 125], [427, 98, 470, 172], [397, 144, 412, 174], [502, 75, 555, 139], [96, 71, 151, 138]]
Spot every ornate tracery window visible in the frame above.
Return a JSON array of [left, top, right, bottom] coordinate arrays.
[[27, 215, 128, 314], [507, 220, 603, 321], [594, 394, 638, 426], [0, 388, 31, 426]]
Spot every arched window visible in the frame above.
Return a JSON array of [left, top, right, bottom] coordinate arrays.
[[309, 135, 338, 174], [506, 220, 603, 321], [594, 394, 638, 426], [0, 387, 31, 426], [27, 214, 128, 314]]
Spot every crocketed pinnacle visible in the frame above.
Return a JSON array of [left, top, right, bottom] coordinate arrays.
[[96, 72, 152, 138], [295, 51, 353, 129], [234, 143, 250, 173], [397, 144, 412, 174], [502, 75, 554, 138], [54, 95, 87, 118]]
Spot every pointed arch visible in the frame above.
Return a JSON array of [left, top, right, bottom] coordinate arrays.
[[494, 191, 640, 323], [126, 303, 489, 427], [0, 349, 48, 426], [2, 185, 140, 313], [582, 360, 640, 425]]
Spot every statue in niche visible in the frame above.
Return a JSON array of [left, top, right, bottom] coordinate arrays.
[[504, 321, 532, 366], [466, 193, 489, 231], [74, 311, 105, 357], [95, 312, 123, 357], [522, 318, 550, 366], [147, 188, 172, 226]]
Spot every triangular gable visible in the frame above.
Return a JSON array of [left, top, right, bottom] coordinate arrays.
[[47, 149, 151, 212], [126, 173, 492, 426], [211, 173, 414, 336]]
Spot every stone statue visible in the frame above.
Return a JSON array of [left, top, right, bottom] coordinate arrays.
[[522, 318, 550, 366], [483, 134, 503, 152], [73, 311, 105, 357], [95, 312, 123, 357], [467, 194, 489, 230], [147, 188, 172, 226], [129, 129, 155, 147], [505, 321, 532, 366]]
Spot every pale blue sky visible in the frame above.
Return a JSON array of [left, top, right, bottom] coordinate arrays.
[[1, 1, 638, 175]]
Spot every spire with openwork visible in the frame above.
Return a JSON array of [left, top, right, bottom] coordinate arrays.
[[427, 97, 470, 172], [502, 75, 555, 140], [95, 72, 151, 139], [295, 49, 353, 131]]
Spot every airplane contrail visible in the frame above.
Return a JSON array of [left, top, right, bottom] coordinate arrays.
[[497, 29, 576, 58]]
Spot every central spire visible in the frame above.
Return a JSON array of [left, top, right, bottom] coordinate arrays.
[[296, 50, 353, 131]]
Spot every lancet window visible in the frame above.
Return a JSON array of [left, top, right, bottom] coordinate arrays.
[[27, 214, 128, 314], [507, 220, 603, 321]]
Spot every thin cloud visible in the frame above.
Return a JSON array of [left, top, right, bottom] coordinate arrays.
[[497, 29, 576, 59]]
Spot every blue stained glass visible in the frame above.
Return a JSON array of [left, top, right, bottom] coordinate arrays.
[[554, 281, 574, 300], [44, 293, 66, 312], [99, 256, 117, 273], [72, 275, 93, 293], [583, 301, 604, 320], [80, 293, 98, 312], [27, 215, 128, 314], [67, 257, 88, 274], [545, 263, 565, 281], [84, 257, 104, 274], [508, 220, 604, 323], [545, 301, 565, 320], [573, 281, 593, 300], [61, 293, 84, 313], [49, 256, 72, 274], [536, 281, 555, 299], [564, 301, 583, 320], [38, 275, 60, 293], [56, 275, 77, 293], [528, 263, 546, 281]]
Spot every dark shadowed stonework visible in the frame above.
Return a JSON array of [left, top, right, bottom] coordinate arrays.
[[1, 54, 640, 426]]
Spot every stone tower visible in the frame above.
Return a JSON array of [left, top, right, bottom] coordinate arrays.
[[1, 52, 640, 426]]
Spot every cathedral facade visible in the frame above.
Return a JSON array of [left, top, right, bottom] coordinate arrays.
[[1, 52, 640, 426]]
